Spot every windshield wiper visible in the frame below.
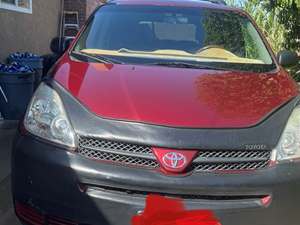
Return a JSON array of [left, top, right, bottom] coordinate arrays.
[[147, 61, 227, 70], [71, 51, 124, 64]]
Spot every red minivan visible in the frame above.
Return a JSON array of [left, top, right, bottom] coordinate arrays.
[[12, 0, 300, 225]]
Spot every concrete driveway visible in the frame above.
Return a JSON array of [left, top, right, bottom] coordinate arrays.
[[0, 128, 21, 225]]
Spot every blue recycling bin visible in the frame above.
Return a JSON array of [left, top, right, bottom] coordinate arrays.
[[7, 52, 43, 89], [0, 62, 34, 120]]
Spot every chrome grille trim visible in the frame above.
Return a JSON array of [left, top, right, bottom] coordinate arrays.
[[78, 136, 271, 172]]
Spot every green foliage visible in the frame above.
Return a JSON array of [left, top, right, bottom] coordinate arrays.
[[264, 0, 300, 52], [226, 0, 300, 53], [202, 11, 246, 56], [202, 10, 264, 59], [242, 26, 260, 59], [226, 0, 300, 81], [247, 1, 286, 53]]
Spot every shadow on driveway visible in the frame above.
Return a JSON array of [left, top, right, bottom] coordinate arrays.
[[0, 128, 21, 225]]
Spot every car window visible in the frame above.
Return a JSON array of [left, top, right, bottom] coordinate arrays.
[[73, 5, 276, 72]]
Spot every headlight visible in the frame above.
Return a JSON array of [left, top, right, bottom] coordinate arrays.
[[274, 104, 300, 162], [24, 83, 76, 148]]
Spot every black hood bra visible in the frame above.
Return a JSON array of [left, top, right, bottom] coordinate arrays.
[[48, 80, 300, 151]]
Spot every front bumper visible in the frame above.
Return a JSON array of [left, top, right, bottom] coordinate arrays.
[[12, 134, 300, 225]]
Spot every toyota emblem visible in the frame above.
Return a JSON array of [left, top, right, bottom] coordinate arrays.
[[162, 152, 187, 169]]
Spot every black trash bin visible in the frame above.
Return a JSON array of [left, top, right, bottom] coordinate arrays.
[[8, 52, 43, 89], [0, 63, 34, 120]]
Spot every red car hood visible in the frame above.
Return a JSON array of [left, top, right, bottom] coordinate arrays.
[[54, 56, 298, 128]]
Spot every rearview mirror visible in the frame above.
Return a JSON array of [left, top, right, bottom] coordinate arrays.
[[277, 50, 299, 68], [50, 37, 75, 55]]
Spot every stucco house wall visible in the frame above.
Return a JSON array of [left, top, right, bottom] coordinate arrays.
[[0, 0, 61, 62]]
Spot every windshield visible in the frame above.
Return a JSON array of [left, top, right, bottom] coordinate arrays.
[[73, 5, 276, 72]]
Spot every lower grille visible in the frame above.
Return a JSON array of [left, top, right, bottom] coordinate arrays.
[[16, 202, 44, 225], [78, 136, 271, 172], [15, 202, 78, 225]]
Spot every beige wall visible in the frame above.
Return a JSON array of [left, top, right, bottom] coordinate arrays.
[[0, 0, 61, 62]]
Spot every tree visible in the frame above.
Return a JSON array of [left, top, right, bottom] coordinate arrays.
[[226, 0, 300, 53], [226, 0, 300, 81], [264, 0, 300, 52]]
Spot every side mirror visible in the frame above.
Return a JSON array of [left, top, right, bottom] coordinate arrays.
[[50, 37, 75, 55], [277, 50, 299, 68]]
